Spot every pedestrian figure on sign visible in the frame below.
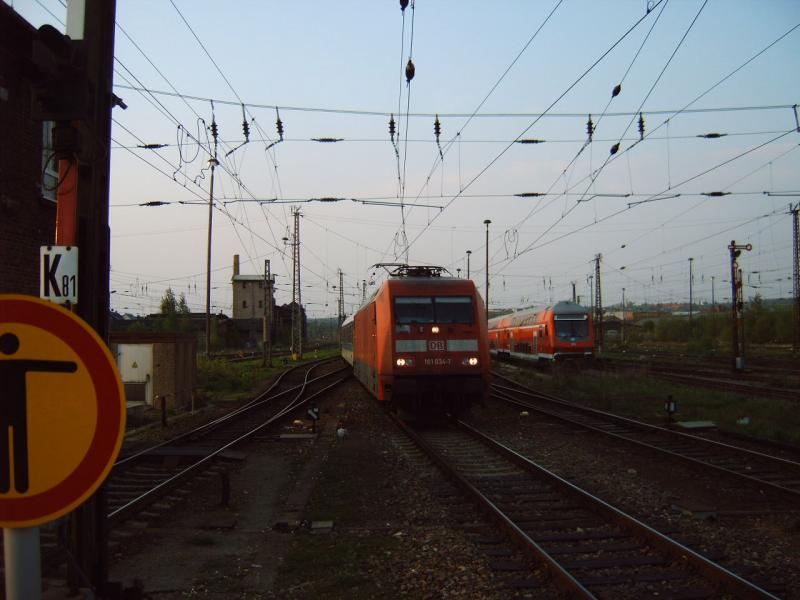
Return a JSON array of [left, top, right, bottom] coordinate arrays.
[[0, 332, 77, 493]]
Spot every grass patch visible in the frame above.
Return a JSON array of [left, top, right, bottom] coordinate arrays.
[[197, 349, 341, 402], [499, 364, 800, 445], [275, 533, 397, 599]]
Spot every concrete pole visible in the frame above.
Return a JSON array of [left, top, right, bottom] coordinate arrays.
[[483, 220, 491, 324], [688, 257, 694, 325]]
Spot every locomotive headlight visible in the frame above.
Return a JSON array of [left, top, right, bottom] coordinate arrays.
[[462, 357, 479, 366], [396, 357, 414, 367], [431, 326, 440, 334]]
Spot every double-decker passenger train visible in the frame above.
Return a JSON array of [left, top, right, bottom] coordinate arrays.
[[341, 264, 490, 415], [488, 301, 594, 362]]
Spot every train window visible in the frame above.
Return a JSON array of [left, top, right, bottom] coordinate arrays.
[[394, 297, 435, 323], [434, 296, 474, 324], [555, 319, 589, 339]]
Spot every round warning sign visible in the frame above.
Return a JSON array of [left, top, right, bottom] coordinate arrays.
[[0, 295, 126, 528]]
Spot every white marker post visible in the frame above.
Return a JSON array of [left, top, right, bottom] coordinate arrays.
[[4, 528, 41, 600]]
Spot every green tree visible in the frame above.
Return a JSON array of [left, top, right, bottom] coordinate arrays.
[[159, 287, 178, 331], [177, 293, 191, 331]]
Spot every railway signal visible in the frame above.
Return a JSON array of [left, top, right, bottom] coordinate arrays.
[[729, 240, 752, 371]]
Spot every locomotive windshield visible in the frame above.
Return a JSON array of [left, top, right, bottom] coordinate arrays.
[[554, 315, 589, 339], [394, 297, 435, 323], [434, 296, 474, 324], [394, 296, 474, 324]]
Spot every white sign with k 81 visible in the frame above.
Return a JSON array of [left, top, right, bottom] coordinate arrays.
[[40, 245, 78, 304]]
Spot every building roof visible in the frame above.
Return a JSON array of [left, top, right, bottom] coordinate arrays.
[[232, 274, 265, 282]]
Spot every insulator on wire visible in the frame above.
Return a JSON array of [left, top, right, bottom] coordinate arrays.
[[638, 112, 645, 140], [276, 109, 284, 141], [241, 104, 250, 142], [612, 83, 621, 98], [609, 142, 620, 155], [586, 114, 594, 141], [210, 119, 218, 141], [405, 59, 415, 83], [434, 114, 443, 159], [389, 114, 396, 142], [400, 0, 409, 10]]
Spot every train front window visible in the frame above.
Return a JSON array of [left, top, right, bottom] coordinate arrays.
[[395, 297, 435, 324], [554, 317, 589, 339], [434, 296, 474, 324]]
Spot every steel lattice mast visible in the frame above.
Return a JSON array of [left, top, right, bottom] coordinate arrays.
[[594, 254, 603, 351], [291, 207, 302, 359]]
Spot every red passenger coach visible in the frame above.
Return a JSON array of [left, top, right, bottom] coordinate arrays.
[[341, 265, 490, 415], [488, 301, 594, 362]]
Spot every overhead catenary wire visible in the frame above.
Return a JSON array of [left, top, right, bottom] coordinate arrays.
[[111, 84, 800, 119], [399, 0, 668, 260], [109, 127, 795, 150], [504, 0, 706, 264], [544, 20, 800, 214], [485, 18, 800, 283], [378, 0, 566, 264]]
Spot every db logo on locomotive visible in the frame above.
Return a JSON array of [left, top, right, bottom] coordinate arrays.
[[428, 340, 445, 351]]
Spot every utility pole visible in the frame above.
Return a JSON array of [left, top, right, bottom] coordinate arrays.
[[35, 0, 116, 595], [621, 287, 625, 344], [484, 220, 491, 324], [466, 250, 472, 279], [362, 279, 367, 304], [729, 240, 752, 371], [338, 269, 344, 327], [288, 207, 302, 360], [792, 203, 799, 353], [711, 275, 716, 308], [263, 259, 272, 367], [572, 281, 576, 303], [594, 254, 603, 352], [688, 257, 694, 326], [205, 109, 219, 358], [71, 2, 115, 596]]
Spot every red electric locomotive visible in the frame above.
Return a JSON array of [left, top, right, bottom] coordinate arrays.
[[341, 264, 490, 415], [488, 301, 594, 362]]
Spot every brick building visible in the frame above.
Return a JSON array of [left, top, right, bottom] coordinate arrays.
[[0, 5, 58, 295], [231, 254, 273, 319], [231, 254, 306, 349]]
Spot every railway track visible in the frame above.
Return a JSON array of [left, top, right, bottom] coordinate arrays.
[[392, 415, 780, 599], [599, 357, 800, 402], [491, 372, 800, 504], [4, 359, 350, 589], [106, 358, 348, 524]]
